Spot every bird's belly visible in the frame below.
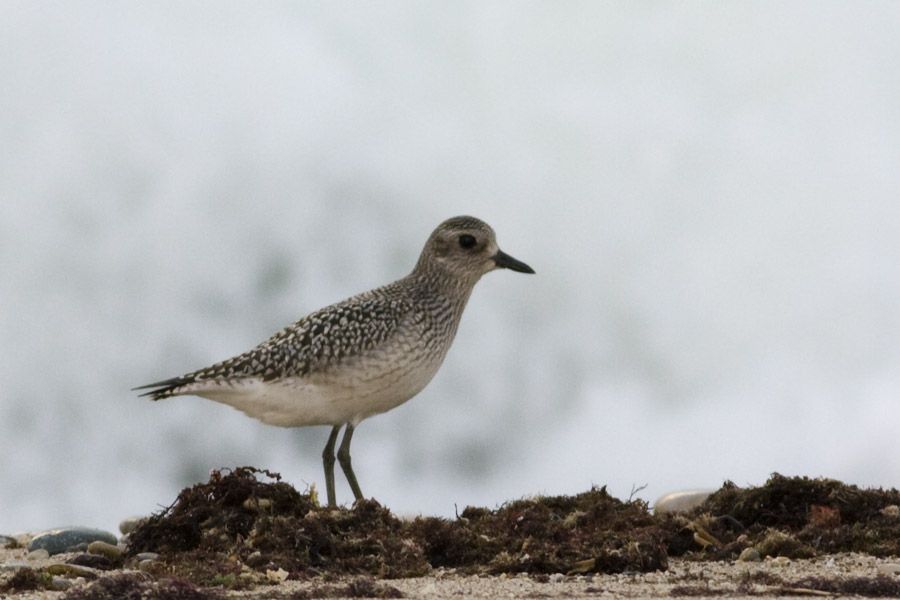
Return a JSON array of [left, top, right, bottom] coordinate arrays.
[[195, 350, 445, 427]]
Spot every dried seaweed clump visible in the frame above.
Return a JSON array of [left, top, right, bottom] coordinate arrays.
[[127, 467, 429, 580], [664, 473, 900, 558], [411, 486, 667, 574]]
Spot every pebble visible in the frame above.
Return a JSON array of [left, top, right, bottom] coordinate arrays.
[[87, 540, 123, 560], [882, 505, 900, 518], [0, 560, 29, 571], [738, 548, 761, 562], [46, 563, 98, 578], [118, 516, 146, 535], [769, 556, 792, 567], [70, 553, 117, 570], [549, 573, 566, 583], [138, 559, 157, 572], [266, 567, 289, 583], [28, 527, 117, 556], [50, 576, 73, 591], [654, 489, 714, 514], [135, 552, 160, 561], [27, 548, 50, 560]]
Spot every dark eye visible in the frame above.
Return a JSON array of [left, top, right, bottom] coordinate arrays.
[[458, 234, 477, 249]]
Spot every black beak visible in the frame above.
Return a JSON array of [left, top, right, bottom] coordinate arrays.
[[492, 249, 535, 274]]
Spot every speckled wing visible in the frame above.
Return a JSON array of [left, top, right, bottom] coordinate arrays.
[[134, 289, 415, 400]]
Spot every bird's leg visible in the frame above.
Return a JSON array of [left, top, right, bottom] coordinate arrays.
[[322, 425, 341, 507], [337, 423, 364, 502]]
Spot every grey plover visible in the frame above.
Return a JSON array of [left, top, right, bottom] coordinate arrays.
[[135, 216, 534, 507]]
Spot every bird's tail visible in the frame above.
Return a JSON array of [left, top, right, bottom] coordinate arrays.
[[132, 376, 195, 400]]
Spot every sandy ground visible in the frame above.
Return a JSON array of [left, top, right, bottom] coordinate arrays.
[[5, 547, 900, 600]]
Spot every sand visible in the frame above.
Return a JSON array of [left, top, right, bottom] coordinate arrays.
[[5, 546, 900, 599]]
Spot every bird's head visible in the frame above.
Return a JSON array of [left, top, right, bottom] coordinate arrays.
[[415, 216, 534, 286]]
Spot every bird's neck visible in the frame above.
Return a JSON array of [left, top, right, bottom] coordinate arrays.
[[406, 265, 478, 312]]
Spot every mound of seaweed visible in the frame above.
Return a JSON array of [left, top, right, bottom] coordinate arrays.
[[410, 488, 666, 575], [126, 467, 666, 584], [127, 467, 427, 581], [663, 473, 900, 559]]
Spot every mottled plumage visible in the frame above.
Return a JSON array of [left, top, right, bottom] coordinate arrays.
[[135, 215, 534, 506]]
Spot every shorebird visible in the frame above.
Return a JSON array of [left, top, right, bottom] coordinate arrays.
[[135, 216, 534, 507]]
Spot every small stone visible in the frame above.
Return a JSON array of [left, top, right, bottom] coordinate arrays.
[[0, 560, 29, 572], [882, 505, 900, 518], [134, 552, 160, 561], [28, 528, 117, 556], [118, 517, 146, 535], [877, 563, 900, 576], [266, 567, 289, 583], [138, 559, 157, 572], [46, 562, 98, 578], [654, 490, 714, 514], [13, 533, 33, 547], [738, 548, 761, 562], [69, 553, 117, 570], [49, 576, 73, 591], [87, 540, 122, 560], [549, 573, 565, 583], [770, 556, 792, 567], [27, 548, 50, 560]]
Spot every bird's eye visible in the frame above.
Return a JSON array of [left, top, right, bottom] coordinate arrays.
[[458, 234, 477, 249]]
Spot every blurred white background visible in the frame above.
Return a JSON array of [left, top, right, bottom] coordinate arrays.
[[2, 1, 900, 534]]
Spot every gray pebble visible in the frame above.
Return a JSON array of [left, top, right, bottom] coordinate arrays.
[[28, 527, 117, 556], [46, 562, 98, 578], [135, 552, 160, 561], [87, 540, 123, 560], [138, 558, 158, 572], [0, 560, 29, 572], [70, 553, 116, 569], [738, 547, 762, 562], [50, 576, 73, 591], [27, 548, 50, 560]]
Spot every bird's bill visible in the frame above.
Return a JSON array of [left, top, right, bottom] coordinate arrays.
[[492, 249, 535, 274]]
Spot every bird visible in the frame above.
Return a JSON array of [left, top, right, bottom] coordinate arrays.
[[134, 215, 535, 507]]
